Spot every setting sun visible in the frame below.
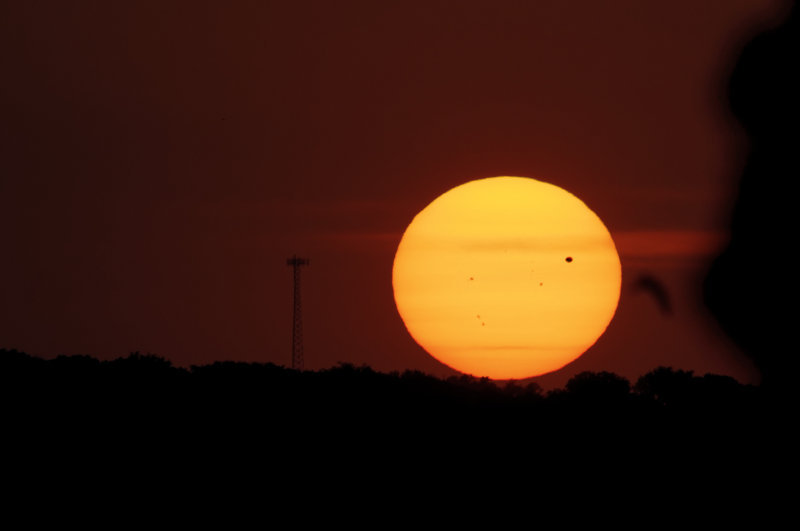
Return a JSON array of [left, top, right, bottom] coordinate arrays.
[[392, 176, 622, 379]]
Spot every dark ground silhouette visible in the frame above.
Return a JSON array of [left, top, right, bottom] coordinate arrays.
[[4, 347, 791, 514], [0, 348, 766, 415], [1, 348, 779, 447]]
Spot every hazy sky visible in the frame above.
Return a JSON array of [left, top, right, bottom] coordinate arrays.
[[1, 0, 790, 387]]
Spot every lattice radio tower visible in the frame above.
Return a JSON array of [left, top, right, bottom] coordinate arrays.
[[287, 255, 309, 371]]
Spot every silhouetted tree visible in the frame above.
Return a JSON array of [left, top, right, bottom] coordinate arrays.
[[634, 366, 696, 408], [563, 371, 631, 399], [503, 379, 543, 400], [0, 346, 769, 453], [106, 351, 177, 374]]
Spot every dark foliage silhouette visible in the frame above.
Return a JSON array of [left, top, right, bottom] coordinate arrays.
[[2, 347, 783, 511], [564, 370, 631, 398], [634, 366, 696, 407], [704, 2, 800, 392], [1, 348, 765, 435]]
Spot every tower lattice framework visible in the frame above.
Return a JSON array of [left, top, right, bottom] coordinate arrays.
[[287, 255, 309, 371]]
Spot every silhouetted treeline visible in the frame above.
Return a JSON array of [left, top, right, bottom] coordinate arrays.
[[0, 348, 769, 429], [4, 347, 791, 510]]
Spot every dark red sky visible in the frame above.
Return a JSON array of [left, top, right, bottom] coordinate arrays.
[[0, 0, 789, 387]]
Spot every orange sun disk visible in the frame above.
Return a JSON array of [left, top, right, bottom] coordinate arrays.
[[392, 176, 622, 379]]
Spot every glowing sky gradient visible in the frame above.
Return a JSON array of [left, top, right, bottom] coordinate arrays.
[[1, 1, 788, 387]]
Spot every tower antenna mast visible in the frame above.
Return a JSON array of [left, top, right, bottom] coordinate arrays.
[[287, 255, 309, 371]]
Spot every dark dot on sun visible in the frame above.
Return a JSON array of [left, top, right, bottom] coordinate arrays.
[[565, 256, 573, 263]]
